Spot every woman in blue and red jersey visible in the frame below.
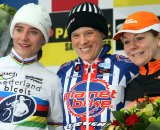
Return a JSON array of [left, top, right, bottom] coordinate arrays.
[[57, 2, 139, 130]]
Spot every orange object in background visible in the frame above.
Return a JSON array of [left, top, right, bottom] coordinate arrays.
[[125, 96, 159, 109]]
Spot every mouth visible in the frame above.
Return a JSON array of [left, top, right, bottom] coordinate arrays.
[[19, 43, 30, 48], [131, 52, 144, 57], [80, 46, 91, 53]]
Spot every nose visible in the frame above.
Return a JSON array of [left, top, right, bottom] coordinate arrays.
[[20, 31, 29, 41], [130, 41, 138, 50], [79, 35, 88, 45]]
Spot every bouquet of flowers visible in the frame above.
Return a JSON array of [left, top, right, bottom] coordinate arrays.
[[0, 4, 16, 34], [0, 4, 16, 57], [104, 96, 160, 130]]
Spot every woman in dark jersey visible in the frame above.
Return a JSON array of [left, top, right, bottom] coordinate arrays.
[[113, 11, 160, 103]]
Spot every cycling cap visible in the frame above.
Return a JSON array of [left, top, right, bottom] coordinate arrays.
[[113, 11, 160, 40]]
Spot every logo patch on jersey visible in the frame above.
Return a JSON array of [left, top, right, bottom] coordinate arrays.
[[74, 64, 81, 72], [0, 94, 36, 123], [98, 62, 111, 74], [116, 55, 131, 63], [64, 79, 116, 117], [98, 63, 111, 69], [25, 75, 43, 84], [0, 72, 17, 80]]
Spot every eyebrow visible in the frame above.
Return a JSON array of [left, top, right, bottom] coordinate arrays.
[[122, 33, 141, 39], [15, 25, 39, 31]]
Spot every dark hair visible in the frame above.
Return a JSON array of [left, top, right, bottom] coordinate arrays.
[[37, 48, 42, 60], [150, 30, 159, 37]]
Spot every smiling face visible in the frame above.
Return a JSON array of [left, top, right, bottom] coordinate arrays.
[[121, 31, 160, 66], [13, 23, 45, 59], [71, 27, 104, 64]]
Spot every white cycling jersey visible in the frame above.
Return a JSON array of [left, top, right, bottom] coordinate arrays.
[[0, 49, 63, 130]]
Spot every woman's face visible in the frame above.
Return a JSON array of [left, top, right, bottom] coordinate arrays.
[[71, 27, 104, 64], [13, 23, 45, 59], [122, 31, 160, 66]]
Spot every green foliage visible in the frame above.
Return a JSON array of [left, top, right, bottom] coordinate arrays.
[[112, 111, 127, 123], [0, 4, 16, 16], [105, 97, 160, 130], [0, 4, 16, 32]]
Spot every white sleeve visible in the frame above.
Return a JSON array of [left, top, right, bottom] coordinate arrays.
[[47, 75, 63, 130]]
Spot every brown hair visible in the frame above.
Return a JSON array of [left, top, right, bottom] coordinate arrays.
[[37, 48, 42, 60], [150, 29, 159, 37]]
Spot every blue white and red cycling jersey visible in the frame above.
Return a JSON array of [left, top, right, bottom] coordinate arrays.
[[57, 45, 139, 130]]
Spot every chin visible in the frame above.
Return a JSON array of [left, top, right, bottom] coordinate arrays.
[[135, 62, 145, 66]]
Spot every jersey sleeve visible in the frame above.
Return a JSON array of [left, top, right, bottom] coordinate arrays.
[[47, 75, 63, 130]]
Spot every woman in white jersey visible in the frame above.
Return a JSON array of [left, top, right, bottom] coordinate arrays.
[[0, 3, 63, 130]]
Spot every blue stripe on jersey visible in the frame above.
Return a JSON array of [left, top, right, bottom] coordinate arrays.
[[33, 97, 48, 106], [0, 91, 15, 98], [107, 109, 111, 122]]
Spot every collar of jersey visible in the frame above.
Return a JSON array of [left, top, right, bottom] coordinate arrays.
[[10, 49, 38, 65], [139, 59, 160, 75]]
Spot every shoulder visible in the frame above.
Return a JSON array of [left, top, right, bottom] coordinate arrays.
[[108, 54, 139, 74], [0, 55, 12, 66], [57, 60, 76, 74], [113, 54, 132, 63], [30, 63, 59, 83], [104, 54, 136, 67], [36, 63, 61, 87], [36, 62, 58, 77], [0, 56, 6, 62], [113, 54, 137, 67]]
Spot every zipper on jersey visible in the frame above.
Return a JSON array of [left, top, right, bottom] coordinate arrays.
[[11, 60, 25, 123], [86, 64, 91, 130], [88, 65, 91, 73]]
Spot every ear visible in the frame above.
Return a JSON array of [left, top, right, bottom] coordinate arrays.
[[41, 39, 46, 46], [42, 42, 45, 46], [101, 33, 105, 39], [157, 33, 160, 47]]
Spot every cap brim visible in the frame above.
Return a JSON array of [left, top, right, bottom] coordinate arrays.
[[113, 23, 160, 40]]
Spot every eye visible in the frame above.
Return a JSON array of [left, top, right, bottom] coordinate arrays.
[[86, 31, 94, 36], [15, 28, 23, 33], [122, 40, 129, 45], [135, 36, 144, 42], [30, 30, 38, 35], [71, 33, 79, 39]]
